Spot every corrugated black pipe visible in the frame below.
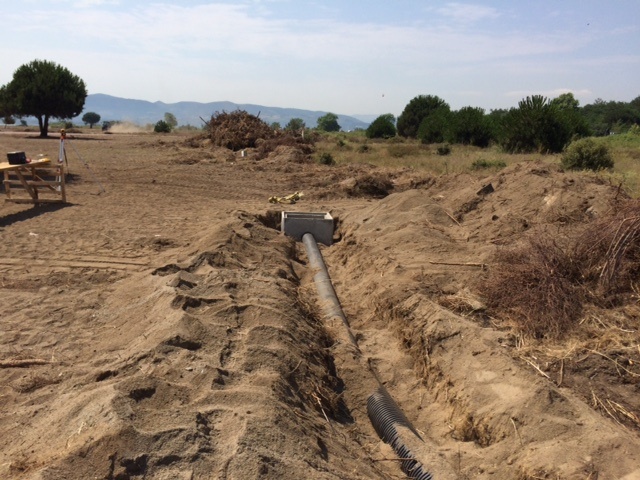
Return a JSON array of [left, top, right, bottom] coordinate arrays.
[[367, 386, 433, 480], [302, 232, 359, 349], [302, 232, 432, 478]]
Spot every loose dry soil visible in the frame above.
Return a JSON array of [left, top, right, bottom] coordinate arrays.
[[0, 132, 639, 480]]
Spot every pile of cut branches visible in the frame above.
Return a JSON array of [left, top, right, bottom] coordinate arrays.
[[482, 235, 583, 338], [482, 199, 640, 338], [575, 200, 640, 297], [206, 110, 274, 151], [204, 110, 315, 160]]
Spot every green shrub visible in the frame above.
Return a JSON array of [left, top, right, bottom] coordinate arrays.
[[397, 94, 449, 138], [561, 138, 613, 171], [317, 113, 341, 132], [448, 106, 494, 147], [318, 152, 335, 165], [366, 113, 396, 139], [436, 143, 451, 156], [498, 95, 575, 154], [154, 120, 172, 133], [417, 107, 451, 144], [471, 159, 506, 170], [357, 144, 370, 153]]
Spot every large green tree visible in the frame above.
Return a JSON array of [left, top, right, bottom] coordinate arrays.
[[164, 112, 178, 128], [498, 95, 575, 153], [1, 59, 87, 137], [550, 92, 580, 111], [581, 98, 640, 135], [82, 111, 101, 128], [0, 85, 9, 119], [285, 118, 305, 132], [417, 106, 451, 144], [447, 106, 494, 147], [366, 113, 396, 139], [397, 94, 449, 138], [316, 112, 341, 132]]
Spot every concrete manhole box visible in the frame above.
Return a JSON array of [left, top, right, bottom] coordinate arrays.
[[281, 212, 334, 246]]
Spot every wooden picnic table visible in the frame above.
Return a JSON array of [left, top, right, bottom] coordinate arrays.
[[1, 158, 67, 204]]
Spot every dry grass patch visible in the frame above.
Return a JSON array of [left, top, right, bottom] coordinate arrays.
[[315, 135, 546, 175]]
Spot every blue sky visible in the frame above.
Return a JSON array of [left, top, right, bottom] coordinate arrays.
[[1, 1, 638, 117]]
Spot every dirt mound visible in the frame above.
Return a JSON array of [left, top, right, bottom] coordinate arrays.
[[340, 173, 394, 198], [1, 214, 385, 479], [324, 160, 640, 478], [1, 134, 640, 480], [257, 133, 315, 161], [265, 145, 309, 163]]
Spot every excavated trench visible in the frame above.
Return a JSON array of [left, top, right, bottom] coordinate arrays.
[[299, 230, 452, 479], [260, 209, 458, 478]]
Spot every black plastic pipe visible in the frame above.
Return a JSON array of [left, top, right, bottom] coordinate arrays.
[[302, 232, 433, 479], [302, 232, 359, 349], [367, 386, 433, 480]]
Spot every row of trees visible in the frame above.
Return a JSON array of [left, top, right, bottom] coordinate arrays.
[[269, 113, 341, 133], [2, 58, 636, 147], [159, 112, 341, 134], [367, 93, 640, 154]]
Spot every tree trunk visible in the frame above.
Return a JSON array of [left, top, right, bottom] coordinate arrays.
[[37, 115, 45, 137], [41, 115, 50, 138]]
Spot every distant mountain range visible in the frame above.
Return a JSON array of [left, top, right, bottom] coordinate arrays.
[[73, 94, 371, 131]]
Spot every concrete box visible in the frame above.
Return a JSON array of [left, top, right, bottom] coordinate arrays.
[[281, 211, 334, 246]]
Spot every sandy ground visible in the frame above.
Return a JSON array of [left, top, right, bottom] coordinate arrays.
[[0, 132, 639, 480]]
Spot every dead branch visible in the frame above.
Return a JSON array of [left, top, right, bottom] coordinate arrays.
[[521, 357, 550, 379], [588, 349, 640, 378], [429, 260, 486, 268], [510, 417, 523, 447], [0, 358, 50, 368]]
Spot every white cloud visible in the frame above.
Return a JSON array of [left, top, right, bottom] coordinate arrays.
[[3, 3, 586, 64], [436, 2, 500, 23], [74, 0, 121, 7], [1, 2, 637, 113]]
